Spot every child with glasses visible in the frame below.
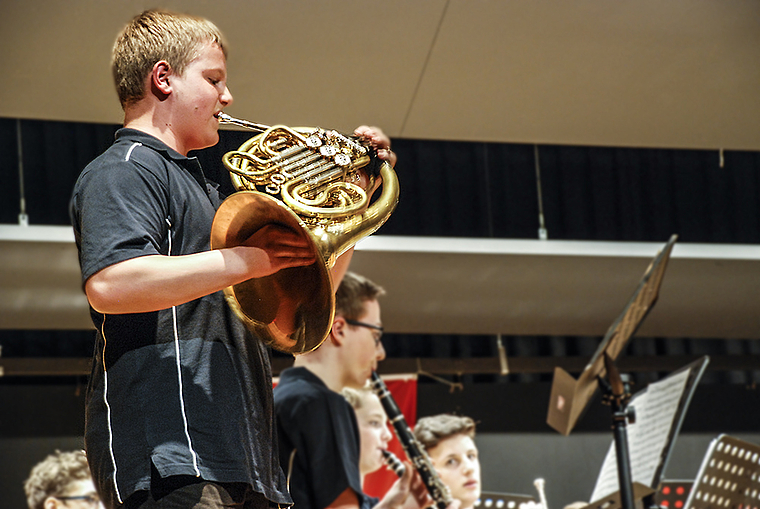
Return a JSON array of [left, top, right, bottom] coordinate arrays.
[[274, 272, 436, 509], [24, 450, 102, 509]]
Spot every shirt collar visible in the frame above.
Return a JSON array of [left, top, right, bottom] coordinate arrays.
[[115, 128, 213, 196], [279, 366, 328, 389], [115, 128, 191, 162]]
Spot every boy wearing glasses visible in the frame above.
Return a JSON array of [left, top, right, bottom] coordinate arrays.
[[24, 450, 102, 509], [275, 272, 430, 509]]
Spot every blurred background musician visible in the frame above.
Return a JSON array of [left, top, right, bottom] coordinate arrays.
[[24, 450, 102, 509], [412, 414, 482, 509]]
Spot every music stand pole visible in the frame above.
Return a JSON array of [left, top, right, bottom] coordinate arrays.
[[598, 353, 637, 509]]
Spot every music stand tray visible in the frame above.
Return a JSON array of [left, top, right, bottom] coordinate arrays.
[[683, 435, 760, 509], [547, 234, 678, 436], [581, 483, 656, 509]]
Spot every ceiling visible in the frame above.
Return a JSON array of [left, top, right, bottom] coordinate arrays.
[[1, 2, 759, 341], [1, 0, 759, 150]]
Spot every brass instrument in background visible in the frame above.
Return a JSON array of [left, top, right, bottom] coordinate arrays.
[[534, 478, 549, 509], [210, 113, 399, 354]]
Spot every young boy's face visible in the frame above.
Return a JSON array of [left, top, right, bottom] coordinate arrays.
[[168, 41, 233, 154], [428, 433, 481, 509], [355, 391, 392, 475]]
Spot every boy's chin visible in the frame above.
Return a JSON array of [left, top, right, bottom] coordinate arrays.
[[196, 132, 220, 151]]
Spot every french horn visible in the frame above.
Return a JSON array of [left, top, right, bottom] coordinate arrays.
[[210, 113, 399, 354]]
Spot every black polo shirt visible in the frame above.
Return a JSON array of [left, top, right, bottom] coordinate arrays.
[[274, 367, 370, 509], [70, 129, 291, 507]]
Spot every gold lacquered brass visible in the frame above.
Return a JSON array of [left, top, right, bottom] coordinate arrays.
[[210, 114, 399, 354]]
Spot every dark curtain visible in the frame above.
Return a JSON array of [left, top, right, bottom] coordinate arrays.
[[1, 117, 759, 385], [3, 117, 758, 243]]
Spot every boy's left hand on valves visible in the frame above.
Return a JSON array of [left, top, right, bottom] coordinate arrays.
[[353, 125, 396, 198], [354, 125, 396, 167]]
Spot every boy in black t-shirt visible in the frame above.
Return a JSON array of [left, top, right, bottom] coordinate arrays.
[[275, 272, 439, 509], [70, 9, 395, 509]]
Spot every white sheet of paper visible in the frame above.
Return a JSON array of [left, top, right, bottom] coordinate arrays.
[[589, 368, 691, 503]]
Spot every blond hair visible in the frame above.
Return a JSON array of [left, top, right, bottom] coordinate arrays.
[[24, 450, 92, 509], [341, 385, 375, 410], [413, 414, 476, 450], [112, 9, 228, 108], [335, 272, 385, 321]]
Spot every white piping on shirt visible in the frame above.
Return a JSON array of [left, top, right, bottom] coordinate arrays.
[[124, 142, 142, 161], [167, 218, 201, 476], [101, 139, 144, 503], [287, 449, 297, 493], [101, 315, 123, 504]]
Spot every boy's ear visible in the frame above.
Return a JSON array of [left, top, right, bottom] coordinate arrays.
[[150, 60, 173, 96], [330, 316, 347, 346]]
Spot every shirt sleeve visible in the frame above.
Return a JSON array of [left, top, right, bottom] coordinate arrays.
[[73, 148, 171, 283]]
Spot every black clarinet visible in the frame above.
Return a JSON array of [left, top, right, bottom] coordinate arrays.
[[382, 449, 406, 477], [370, 371, 452, 509]]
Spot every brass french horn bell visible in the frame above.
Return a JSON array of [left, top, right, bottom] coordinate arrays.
[[210, 113, 399, 354]]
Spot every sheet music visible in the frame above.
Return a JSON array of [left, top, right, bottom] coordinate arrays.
[[589, 369, 690, 503]]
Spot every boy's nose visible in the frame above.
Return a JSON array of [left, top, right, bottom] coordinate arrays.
[[221, 86, 233, 106]]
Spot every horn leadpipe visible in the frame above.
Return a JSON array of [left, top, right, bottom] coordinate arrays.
[[216, 112, 270, 133]]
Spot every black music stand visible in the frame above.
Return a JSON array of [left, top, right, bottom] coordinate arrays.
[[546, 234, 678, 509], [597, 353, 641, 509], [683, 435, 760, 509], [547, 234, 678, 436], [588, 356, 710, 509]]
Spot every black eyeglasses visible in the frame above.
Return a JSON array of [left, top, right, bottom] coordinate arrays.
[[57, 494, 101, 507], [345, 318, 384, 346]]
